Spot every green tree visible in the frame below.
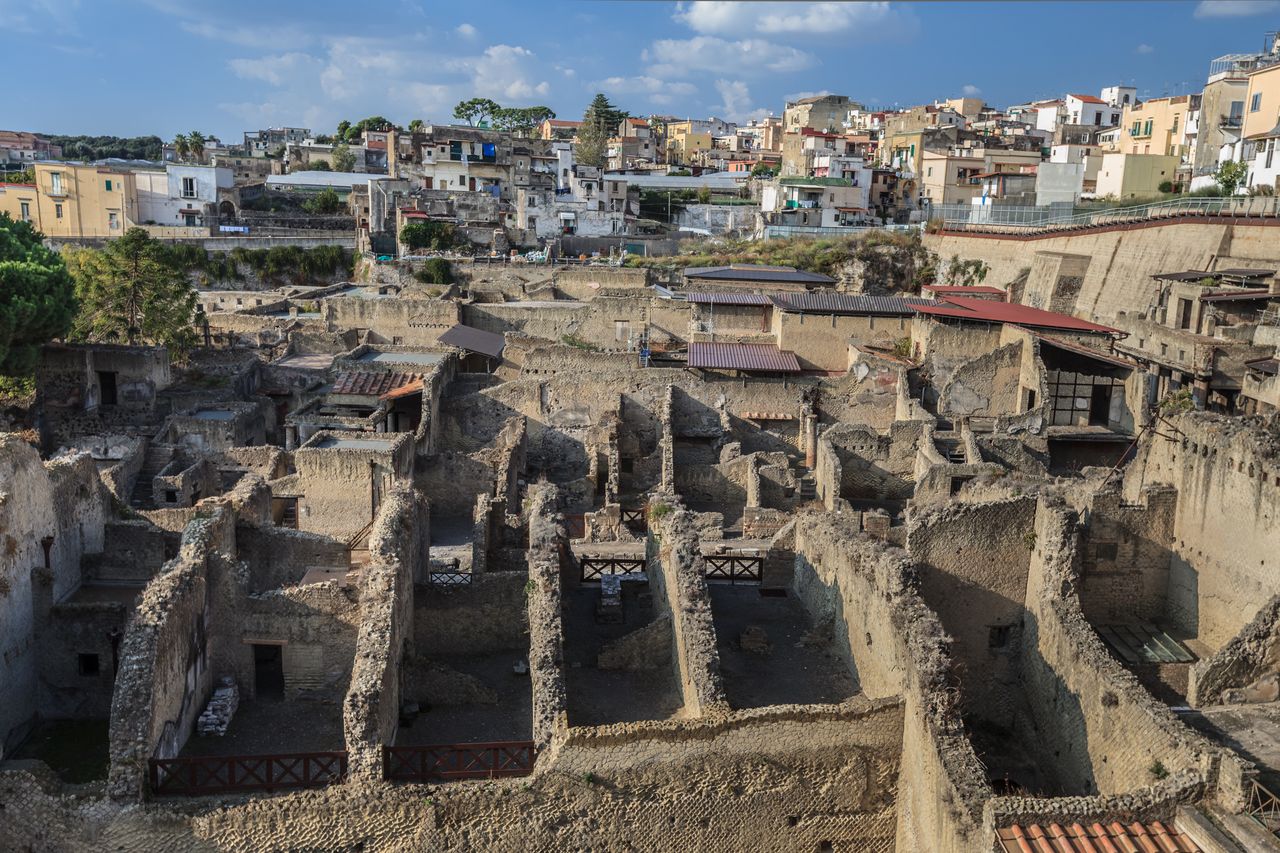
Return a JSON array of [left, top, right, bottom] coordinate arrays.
[[749, 162, 778, 178], [576, 93, 628, 168], [0, 214, 77, 376], [400, 220, 459, 251], [942, 255, 989, 287], [188, 131, 206, 163], [453, 98, 502, 127], [584, 93, 628, 135], [407, 118, 425, 133], [1, 167, 35, 184], [172, 133, 190, 162], [68, 228, 203, 355], [342, 116, 397, 143], [1215, 160, 1249, 196], [493, 106, 556, 136], [331, 142, 356, 172], [336, 120, 351, 141], [303, 188, 342, 214]]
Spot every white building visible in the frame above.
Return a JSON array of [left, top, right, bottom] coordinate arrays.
[[135, 164, 233, 227], [1065, 94, 1121, 128], [1101, 85, 1138, 109], [515, 142, 631, 239]]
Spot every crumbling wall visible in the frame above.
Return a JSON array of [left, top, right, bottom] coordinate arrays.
[[1188, 595, 1280, 706], [1078, 485, 1177, 625], [791, 514, 991, 852], [0, 438, 107, 754], [1122, 413, 1280, 650], [107, 505, 234, 801], [415, 573, 529, 655], [343, 486, 426, 781], [907, 496, 1035, 728], [646, 500, 728, 717], [236, 524, 349, 592], [939, 341, 1024, 417], [1018, 497, 1218, 798], [526, 483, 567, 749], [84, 520, 176, 584]]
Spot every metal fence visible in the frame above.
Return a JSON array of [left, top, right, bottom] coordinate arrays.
[[384, 742, 536, 782], [936, 196, 1280, 232], [149, 751, 348, 796]]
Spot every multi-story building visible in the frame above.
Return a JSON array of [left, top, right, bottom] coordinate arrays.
[[1194, 54, 1259, 181], [537, 119, 582, 141], [1095, 152, 1181, 197], [1243, 58, 1280, 191], [780, 129, 872, 178], [0, 130, 62, 165], [0, 181, 40, 228], [515, 142, 633, 239], [32, 162, 137, 238], [919, 146, 1043, 206], [390, 125, 515, 199], [1100, 85, 1138, 109], [1117, 95, 1196, 160], [210, 153, 284, 184], [244, 127, 311, 158], [783, 95, 860, 133], [760, 174, 872, 230], [134, 164, 234, 228]]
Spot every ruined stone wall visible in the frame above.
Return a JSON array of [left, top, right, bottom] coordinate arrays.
[[815, 422, 920, 506], [1078, 486, 1177, 625], [83, 520, 173, 584], [415, 573, 529, 655], [293, 432, 413, 539], [939, 340, 1024, 418], [325, 296, 460, 347], [646, 501, 728, 717], [107, 506, 234, 801], [907, 496, 1036, 728], [242, 583, 360, 697], [1018, 498, 1217, 797], [1188, 594, 1280, 706], [0, 438, 107, 754], [236, 524, 349, 592], [526, 483, 567, 749], [775, 311, 912, 373], [790, 514, 991, 852], [37, 599, 127, 721], [910, 316, 1004, 409], [343, 487, 425, 780], [1122, 413, 1280, 650]]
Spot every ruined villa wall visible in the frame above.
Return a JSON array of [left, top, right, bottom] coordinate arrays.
[[1122, 413, 1280, 650], [526, 483, 568, 749], [1077, 485, 1177, 625], [0, 438, 107, 755], [645, 500, 729, 717], [907, 496, 1036, 728], [107, 505, 235, 801], [1016, 498, 1222, 803], [791, 514, 991, 853], [236, 523, 350, 592], [343, 486, 427, 781], [1189, 594, 1280, 707]]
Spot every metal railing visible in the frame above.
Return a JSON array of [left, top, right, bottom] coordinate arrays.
[[149, 751, 348, 796], [1245, 778, 1280, 836], [427, 570, 473, 586], [384, 742, 535, 782], [936, 196, 1280, 233]]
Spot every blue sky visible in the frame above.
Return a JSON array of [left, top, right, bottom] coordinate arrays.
[[5, 0, 1280, 141]]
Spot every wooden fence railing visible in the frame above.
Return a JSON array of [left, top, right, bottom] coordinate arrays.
[[383, 742, 536, 782], [149, 751, 347, 796], [579, 556, 646, 582], [703, 554, 763, 584]]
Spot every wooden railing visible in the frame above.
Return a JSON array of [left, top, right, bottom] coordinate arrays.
[[383, 742, 536, 782], [427, 569, 473, 586], [579, 556, 646, 582], [620, 507, 647, 530], [149, 751, 347, 796], [703, 554, 764, 584]]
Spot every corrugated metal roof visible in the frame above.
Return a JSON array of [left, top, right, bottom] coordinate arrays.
[[1035, 334, 1136, 369], [922, 284, 1007, 296], [684, 265, 836, 285], [916, 295, 1118, 334], [686, 292, 773, 306], [687, 342, 801, 373], [331, 371, 420, 396], [771, 292, 931, 316], [996, 820, 1200, 853], [1246, 356, 1279, 376], [438, 324, 505, 358]]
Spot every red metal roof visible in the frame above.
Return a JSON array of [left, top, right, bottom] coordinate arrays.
[[1069, 94, 1108, 105], [916, 295, 1119, 334], [996, 820, 1200, 853], [922, 284, 1007, 296], [332, 371, 420, 396], [687, 342, 801, 373], [686, 292, 773, 306]]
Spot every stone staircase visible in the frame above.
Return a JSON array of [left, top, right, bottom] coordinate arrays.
[[129, 445, 174, 510], [935, 435, 967, 465], [798, 473, 817, 502]]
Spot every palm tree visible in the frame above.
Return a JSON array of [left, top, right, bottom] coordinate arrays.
[[172, 133, 189, 162], [188, 131, 206, 163]]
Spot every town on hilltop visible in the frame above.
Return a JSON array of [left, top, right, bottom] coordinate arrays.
[[4, 10, 1280, 853]]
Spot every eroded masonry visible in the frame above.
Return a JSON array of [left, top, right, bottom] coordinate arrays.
[[4, 257, 1280, 852]]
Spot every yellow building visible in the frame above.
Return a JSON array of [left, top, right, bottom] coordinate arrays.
[[665, 127, 712, 165], [1116, 95, 1194, 158], [0, 182, 40, 229], [1095, 152, 1181, 198], [1243, 62, 1280, 143], [33, 162, 137, 238]]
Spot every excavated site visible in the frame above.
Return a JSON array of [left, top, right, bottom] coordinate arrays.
[[4, 249, 1280, 852]]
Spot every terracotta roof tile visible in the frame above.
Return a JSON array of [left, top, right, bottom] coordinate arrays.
[[331, 371, 420, 396]]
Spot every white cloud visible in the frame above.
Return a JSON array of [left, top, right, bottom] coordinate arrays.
[[228, 52, 323, 86], [673, 1, 898, 35], [456, 22, 477, 38], [644, 36, 814, 77], [714, 79, 768, 123], [466, 45, 551, 101], [596, 75, 697, 96], [1194, 0, 1280, 16], [961, 84, 981, 96], [1135, 43, 1155, 54], [785, 89, 832, 102]]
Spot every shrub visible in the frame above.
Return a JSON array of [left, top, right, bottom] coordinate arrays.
[[1158, 181, 1174, 194], [414, 258, 454, 286]]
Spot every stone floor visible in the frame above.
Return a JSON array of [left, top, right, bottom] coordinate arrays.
[[397, 653, 532, 746], [708, 585, 858, 710], [563, 585, 682, 727], [181, 694, 345, 757], [10, 719, 110, 784]]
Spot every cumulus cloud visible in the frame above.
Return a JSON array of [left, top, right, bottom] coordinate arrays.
[[467, 45, 550, 100], [644, 36, 814, 77], [785, 89, 832, 102], [456, 22, 477, 38], [961, 84, 981, 96], [1194, 0, 1280, 16], [714, 79, 768, 123], [596, 75, 698, 107], [228, 52, 323, 86], [1135, 43, 1154, 54], [673, 1, 899, 35]]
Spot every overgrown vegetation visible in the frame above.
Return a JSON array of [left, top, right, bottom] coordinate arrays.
[[414, 258, 455, 286], [400, 221, 464, 252], [0, 213, 77, 377], [43, 134, 163, 161], [560, 334, 600, 351], [302, 188, 342, 215], [123, 242, 352, 287]]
